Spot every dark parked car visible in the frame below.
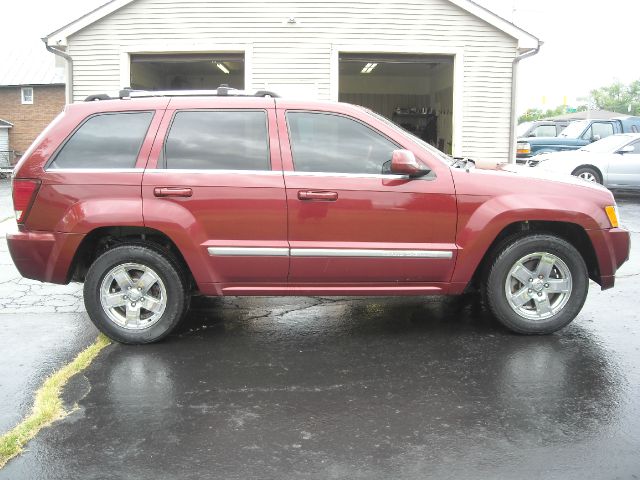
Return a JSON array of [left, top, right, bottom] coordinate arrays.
[[7, 89, 630, 344]]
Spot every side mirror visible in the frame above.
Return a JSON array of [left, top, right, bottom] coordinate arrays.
[[618, 144, 635, 154], [590, 135, 601, 143], [390, 150, 430, 178]]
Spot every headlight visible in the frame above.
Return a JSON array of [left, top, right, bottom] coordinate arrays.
[[605, 205, 621, 228], [517, 142, 531, 155]]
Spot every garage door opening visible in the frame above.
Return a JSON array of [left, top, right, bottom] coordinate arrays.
[[130, 53, 245, 91], [339, 53, 453, 154]]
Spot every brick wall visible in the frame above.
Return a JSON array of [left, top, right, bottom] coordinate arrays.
[[0, 85, 65, 158]]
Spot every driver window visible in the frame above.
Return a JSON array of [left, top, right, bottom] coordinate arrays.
[[592, 122, 615, 140], [287, 111, 398, 174]]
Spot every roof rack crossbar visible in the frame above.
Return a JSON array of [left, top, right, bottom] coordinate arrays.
[[80, 85, 280, 101]]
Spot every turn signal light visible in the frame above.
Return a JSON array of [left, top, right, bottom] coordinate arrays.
[[12, 178, 41, 224], [605, 205, 619, 228], [516, 142, 531, 155]]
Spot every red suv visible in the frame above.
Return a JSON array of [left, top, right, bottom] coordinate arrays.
[[7, 88, 630, 344]]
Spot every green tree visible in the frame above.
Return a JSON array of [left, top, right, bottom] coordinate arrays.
[[518, 105, 585, 124], [591, 80, 640, 115]]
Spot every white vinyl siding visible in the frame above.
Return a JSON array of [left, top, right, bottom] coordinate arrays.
[[68, 0, 518, 163], [0, 130, 9, 151]]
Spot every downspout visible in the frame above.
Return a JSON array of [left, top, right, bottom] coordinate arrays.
[[509, 41, 542, 163], [42, 38, 73, 104]]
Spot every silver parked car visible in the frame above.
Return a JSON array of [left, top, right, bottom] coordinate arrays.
[[531, 133, 640, 190]]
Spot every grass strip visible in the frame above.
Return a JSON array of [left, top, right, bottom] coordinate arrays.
[[0, 334, 111, 468]]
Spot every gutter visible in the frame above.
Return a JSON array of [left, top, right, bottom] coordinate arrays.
[[508, 41, 542, 163], [42, 38, 73, 104]]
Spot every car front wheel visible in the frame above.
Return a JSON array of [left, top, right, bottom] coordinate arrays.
[[484, 234, 589, 334], [572, 166, 602, 184], [84, 244, 189, 344]]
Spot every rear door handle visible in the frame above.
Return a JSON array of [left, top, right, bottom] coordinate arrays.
[[297, 190, 338, 201], [154, 187, 193, 197]]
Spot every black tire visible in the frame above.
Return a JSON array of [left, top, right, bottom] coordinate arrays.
[[84, 244, 189, 344], [484, 234, 588, 334], [572, 166, 602, 184]]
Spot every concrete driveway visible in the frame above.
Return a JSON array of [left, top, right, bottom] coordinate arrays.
[[0, 177, 639, 479]]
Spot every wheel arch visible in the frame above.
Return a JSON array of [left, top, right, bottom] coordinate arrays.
[[466, 220, 600, 292], [571, 164, 603, 183], [68, 226, 197, 290]]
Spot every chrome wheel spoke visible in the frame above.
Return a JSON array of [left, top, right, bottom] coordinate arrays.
[[510, 287, 532, 307], [125, 304, 141, 326], [534, 295, 553, 316], [143, 297, 163, 314], [546, 278, 571, 293], [113, 268, 134, 290], [137, 270, 158, 294], [511, 264, 534, 285], [103, 293, 127, 308], [535, 254, 556, 280]]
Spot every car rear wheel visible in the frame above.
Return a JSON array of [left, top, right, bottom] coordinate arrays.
[[84, 244, 189, 344], [484, 234, 588, 334], [572, 166, 602, 184]]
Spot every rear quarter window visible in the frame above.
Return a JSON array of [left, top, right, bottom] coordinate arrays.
[[48, 112, 153, 169]]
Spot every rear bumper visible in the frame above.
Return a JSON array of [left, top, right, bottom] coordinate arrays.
[[7, 230, 84, 284], [588, 227, 631, 290]]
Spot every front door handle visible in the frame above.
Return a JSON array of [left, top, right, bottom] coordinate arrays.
[[154, 187, 193, 197], [297, 190, 338, 201]]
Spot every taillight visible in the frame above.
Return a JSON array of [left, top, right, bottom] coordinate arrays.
[[12, 178, 41, 224]]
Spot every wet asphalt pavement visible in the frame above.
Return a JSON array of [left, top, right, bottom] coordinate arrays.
[[1, 178, 639, 479]]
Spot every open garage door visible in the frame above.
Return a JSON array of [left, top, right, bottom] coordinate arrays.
[[130, 53, 245, 91], [339, 53, 453, 154]]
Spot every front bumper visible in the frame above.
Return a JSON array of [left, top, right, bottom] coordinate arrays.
[[7, 230, 84, 284], [588, 227, 631, 290]]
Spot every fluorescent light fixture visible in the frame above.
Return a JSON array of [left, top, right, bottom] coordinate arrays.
[[216, 63, 230, 74], [360, 63, 378, 74]]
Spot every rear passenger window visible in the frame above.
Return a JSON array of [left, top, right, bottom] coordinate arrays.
[[49, 112, 152, 169], [164, 111, 270, 170]]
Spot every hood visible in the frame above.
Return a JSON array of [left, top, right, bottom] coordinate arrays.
[[458, 159, 609, 194]]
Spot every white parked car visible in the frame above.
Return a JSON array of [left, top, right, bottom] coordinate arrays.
[[531, 133, 640, 190]]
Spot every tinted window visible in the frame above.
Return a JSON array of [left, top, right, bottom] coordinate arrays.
[[50, 112, 152, 169], [287, 112, 397, 174], [164, 111, 269, 170]]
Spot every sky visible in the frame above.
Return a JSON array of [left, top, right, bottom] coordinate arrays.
[[1, 0, 639, 113]]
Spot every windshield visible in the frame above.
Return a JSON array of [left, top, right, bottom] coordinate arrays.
[[517, 122, 533, 137], [559, 120, 588, 138], [362, 108, 453, 165], [581, 134, 629, 153]]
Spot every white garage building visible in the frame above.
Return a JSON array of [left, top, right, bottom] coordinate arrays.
[[44, 0, 539, 162]]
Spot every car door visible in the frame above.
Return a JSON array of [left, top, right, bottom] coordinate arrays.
[[276, 103, 457, 286], [142, 98, 289, 292], [606, 139, 640, 188]]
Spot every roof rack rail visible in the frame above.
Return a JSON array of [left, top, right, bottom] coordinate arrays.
[[84, 86, 280, 102]]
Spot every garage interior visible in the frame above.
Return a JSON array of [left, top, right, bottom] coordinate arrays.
[[130, 53, 245, 91], [339, 53, 453, 154]]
